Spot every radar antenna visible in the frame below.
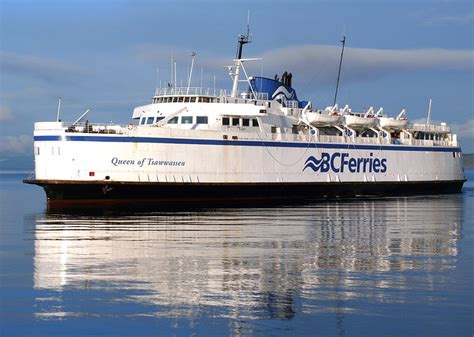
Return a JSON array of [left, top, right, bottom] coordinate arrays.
[[236, 10, 252, 60]]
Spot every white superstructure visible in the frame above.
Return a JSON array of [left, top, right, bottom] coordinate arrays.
[[25, 31, 465, 203]]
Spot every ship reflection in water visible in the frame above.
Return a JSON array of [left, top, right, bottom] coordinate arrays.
[[32, 196, 462, 330]]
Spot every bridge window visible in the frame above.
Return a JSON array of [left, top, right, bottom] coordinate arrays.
[[222, 117, 230, 126], [242, 118, 250, 127], [168, 117, 178, 124], [140, 118, 146, 125], [252, 119, 259, 127], [196, 116, 208, 124], [178, 97, 184, 103], [184, 97, 190, 103], [181, 116, 193, 124], [156, 117, 165, 123], [232, 118, 240, 126], [146, 117, 154, 125]]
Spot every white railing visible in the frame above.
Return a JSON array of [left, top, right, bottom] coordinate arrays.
[[60, 122, 454, 147], [64, 122, 128, 134], [400, 139, 451, 147], [155, 87, 222, 96], [154, 87, 271, 100], [409, 123, 451, 133]]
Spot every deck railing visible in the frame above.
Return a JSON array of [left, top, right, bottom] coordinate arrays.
[[60, 122, 454, 147], [64, 122, 128, 134], [409, 123, 451, 133]]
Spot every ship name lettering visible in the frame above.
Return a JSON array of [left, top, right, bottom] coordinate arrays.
[[111, 157, 135, 166]]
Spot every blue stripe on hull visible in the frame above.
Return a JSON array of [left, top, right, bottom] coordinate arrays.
[[33, 135, 462, 153]]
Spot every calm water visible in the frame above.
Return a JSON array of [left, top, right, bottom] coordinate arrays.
[[1, 172, 473, 337]]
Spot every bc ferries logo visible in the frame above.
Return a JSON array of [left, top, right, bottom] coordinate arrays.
[[304, 152, 387, 173], [271, 86, 296, 101]]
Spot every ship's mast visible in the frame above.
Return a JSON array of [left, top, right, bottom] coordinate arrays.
[[333, 36, 346, 106], [231, 14, 251, 98]]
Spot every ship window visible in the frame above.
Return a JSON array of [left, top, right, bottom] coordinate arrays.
[[36, 147, 40, 155], [196, 116, 208, 124], [172, 97, 178, 103], [156, 117, 165, 123], [252, 118, 259, 127], [168, 117, 178, 124], [181, 116, 193, 124], [222, 117, 230, 126], [242, 118, 250, 127], [184, 97, 190, 103], [232, 118, 240, 126], [178, 97, 184, 102], [201, 97, 210, 103], [146, 117, 154, 125], [140, 118, 146, 125]]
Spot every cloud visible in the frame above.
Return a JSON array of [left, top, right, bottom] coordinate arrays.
[[0, 105, 14, 121], [0, 52, 86, 84], [132, 44, 228, 74], [133, 44, 474, 86], [260, 45, 474, 85], [423, 12, 474, 25], [451, 118, 474, 139], [0, 135, 32, 155]]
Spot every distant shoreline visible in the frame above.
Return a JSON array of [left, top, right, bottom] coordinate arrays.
[[464, 153, 474, 169]]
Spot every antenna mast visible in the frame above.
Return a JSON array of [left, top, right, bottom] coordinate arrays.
[[186, 52, 196, 94], [56, 97, 62, 122], [333, 36, 346, 106], [231, 12, 252, 98], [427, 98, 432, 125]]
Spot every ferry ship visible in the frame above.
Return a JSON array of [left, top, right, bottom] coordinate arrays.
[[24, 30, 466, 203]]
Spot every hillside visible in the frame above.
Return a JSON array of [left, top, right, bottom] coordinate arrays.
[[464, 153, 474, 169]]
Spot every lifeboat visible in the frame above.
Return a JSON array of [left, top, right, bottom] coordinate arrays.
[[306, 111, 341, 127], [378, 117, 407, 130], [377, 109, 408, 130], [344, 114, 375, 128]]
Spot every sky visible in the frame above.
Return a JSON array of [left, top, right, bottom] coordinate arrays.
[[0, 0, 473, 156]]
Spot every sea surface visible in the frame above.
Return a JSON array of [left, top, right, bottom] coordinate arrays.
[[1, 171, 473, 337]]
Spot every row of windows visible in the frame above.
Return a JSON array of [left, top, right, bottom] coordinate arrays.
[[152, 96, 211, 104], [140, 116, 165, 125], [139, 115, 258, 127], [222, 117, 259, 127], [167, 116, 209, 125]]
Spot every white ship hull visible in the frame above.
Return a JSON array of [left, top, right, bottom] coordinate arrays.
[[26, 124, 465, 203]]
